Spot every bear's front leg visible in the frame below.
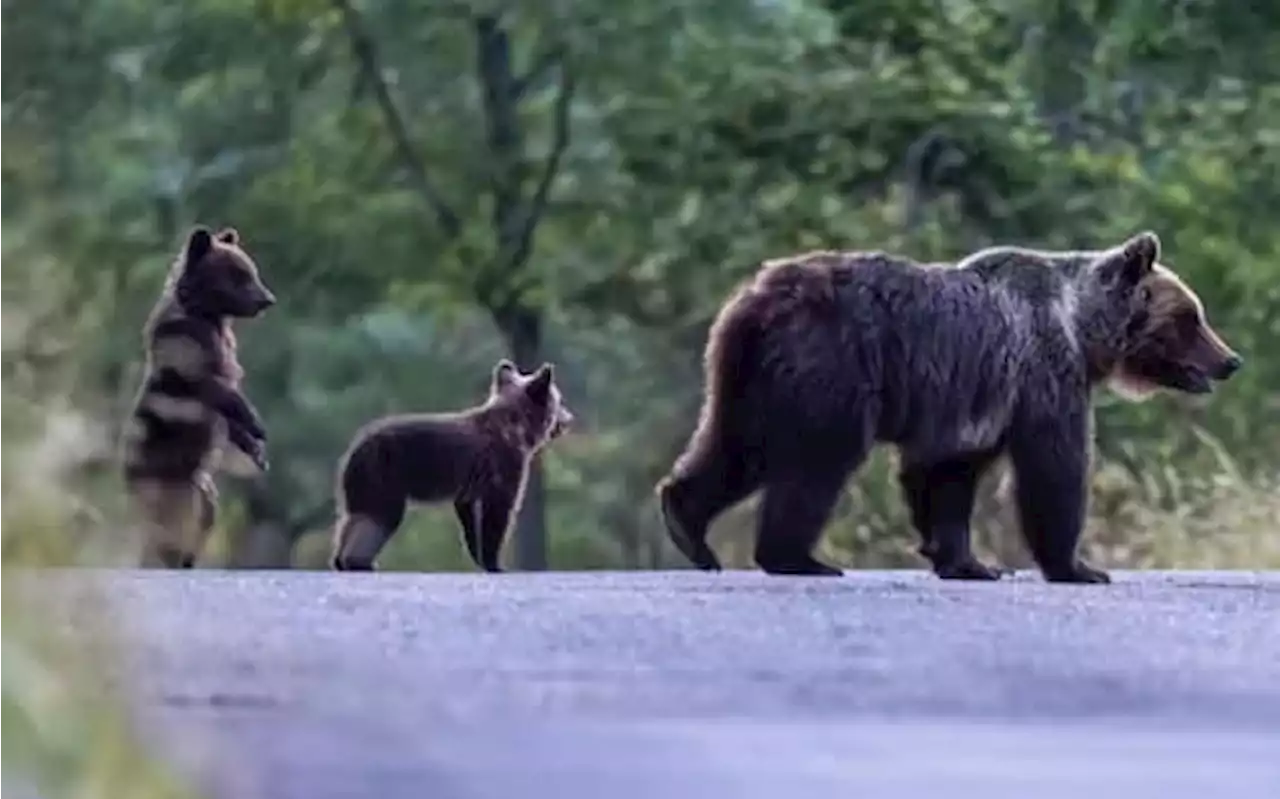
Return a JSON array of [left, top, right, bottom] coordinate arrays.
[[205, 380, 267, 441], [1009, 402, 1110, 584]]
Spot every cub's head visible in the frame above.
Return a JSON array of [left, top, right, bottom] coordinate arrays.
[[1090, 232, 1242, 401], [490, 359, 575, 449], [172, 226, 276, 320]]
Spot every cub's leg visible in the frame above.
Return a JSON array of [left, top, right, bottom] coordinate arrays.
[[453, 498, 485, 571], [1009, 405, 1110, 584], [331, 444, 405, 572], [331, 511, 400, 572], [221, 419, 269, 475], [132, 478, 202, 569], [471, 487, 519, 574], [898, 450, 1005, 580], [205, 381, 267, 441], [189, 473, 219, 566]]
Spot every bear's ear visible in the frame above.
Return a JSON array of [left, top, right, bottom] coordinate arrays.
[[215, 227, 240, 246], [492, 358, 518, 389], [1099, 230, 1160, 287], [184, 226, 214, 264], [1120, 231, 1160, 284], [525, 364, 554, 404], [1124, 231, 1161, 269]]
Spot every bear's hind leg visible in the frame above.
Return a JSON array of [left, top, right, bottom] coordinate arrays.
[[331, 507, 402, 572], [658, 454, 757, 572], [132, 478, 202, 569], [899, 452, 1005, 581], [753, 472, 847, 577], [188, 473, 219, 569], [332, 456, 406, 572]]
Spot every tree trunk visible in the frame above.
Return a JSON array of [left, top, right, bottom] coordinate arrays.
[[500, 306, 548, 571], [227, 521, 295, 569], [226, 483, 297, 569]]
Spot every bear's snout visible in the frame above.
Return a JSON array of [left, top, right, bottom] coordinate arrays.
[[1212, 353, 1243, 381], [254, 288, 277, 312], [1192, 324, 1241, 384]]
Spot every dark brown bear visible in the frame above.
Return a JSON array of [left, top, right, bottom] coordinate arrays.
[[657, 232, 1241, 583], [330, 359, 574, 573], [121, 225, 276, 569]]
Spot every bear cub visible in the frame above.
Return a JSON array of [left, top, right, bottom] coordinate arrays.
[[122, 225, 276, 568], [330, 359, 574, 573], [657, 232, 1241, 583]]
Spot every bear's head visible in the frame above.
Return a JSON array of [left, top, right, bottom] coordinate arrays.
[[1087, 232, 1242, 400], [172, 225, 276, 320], [489, 359, 575, 449]]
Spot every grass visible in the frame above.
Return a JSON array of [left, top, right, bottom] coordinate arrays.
[[2, 403, 202, 799]]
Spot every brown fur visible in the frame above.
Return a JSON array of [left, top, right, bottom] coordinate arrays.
[[1109, 264, 1242, 399], [656, 232, 1241, 582], [330, 359, 575, 573], [122, 225, 276, 568]]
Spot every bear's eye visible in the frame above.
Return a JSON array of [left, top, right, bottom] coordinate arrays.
[[1175, 309, 1200, 337], [233, 268, 253, 285]]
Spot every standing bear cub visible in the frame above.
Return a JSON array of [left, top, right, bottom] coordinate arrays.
[[331, 360, 574, 573], [658, 232, 1241, 583], [122, 225, 276, 568]]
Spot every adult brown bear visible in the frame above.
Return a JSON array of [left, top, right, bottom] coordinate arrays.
[[657, 232, 1241, 583]]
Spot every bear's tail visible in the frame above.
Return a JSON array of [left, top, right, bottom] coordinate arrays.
[[658, 279, 759, 489]]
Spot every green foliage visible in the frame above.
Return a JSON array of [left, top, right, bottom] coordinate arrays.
[[2, 268, 200, 798], [3, 0, 1278, 575]]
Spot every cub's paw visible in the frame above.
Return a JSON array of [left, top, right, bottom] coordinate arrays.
[[331, 555, 376, 572], [246, 438, 270, 473]]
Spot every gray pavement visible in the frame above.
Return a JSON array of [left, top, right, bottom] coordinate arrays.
[[39, 569, 1280, 799]]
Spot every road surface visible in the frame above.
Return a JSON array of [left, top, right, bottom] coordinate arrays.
[[40, 569, 1280, 799]]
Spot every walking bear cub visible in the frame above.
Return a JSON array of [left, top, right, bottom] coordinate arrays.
[[331, 360, 574, 572], [122, 225, 276, 568], [658, 232, 1242, 583]]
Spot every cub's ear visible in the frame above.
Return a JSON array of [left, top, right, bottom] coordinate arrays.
[[216, 227, 240, 245], [526, 364, 554, 403], [492, 358, 518, 389], [185, 226, 214, 264], [1098, 230, 1159, 287]]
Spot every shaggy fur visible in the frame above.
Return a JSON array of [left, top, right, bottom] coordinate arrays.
[[122, 226, 276, 568], [330, 360, 575, 573], [657, 231, 1241, 583]]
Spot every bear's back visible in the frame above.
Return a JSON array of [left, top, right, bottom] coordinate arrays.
[[734, 250, 1038, 459]]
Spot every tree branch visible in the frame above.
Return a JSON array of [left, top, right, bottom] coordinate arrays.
[[473, 13, 522, 309], [508, 59, 575, 273], [513, 40, 566, 101], [332, 0, 462, 238]]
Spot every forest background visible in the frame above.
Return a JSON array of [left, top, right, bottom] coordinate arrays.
[[5, 0, 1279, 576]]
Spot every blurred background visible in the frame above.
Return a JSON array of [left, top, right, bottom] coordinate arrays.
[[3, 3, 1279, 795], [4, 0, 1279, 577]]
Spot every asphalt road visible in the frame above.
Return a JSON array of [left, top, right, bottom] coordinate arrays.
[[41, 569, 1280, 799]]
